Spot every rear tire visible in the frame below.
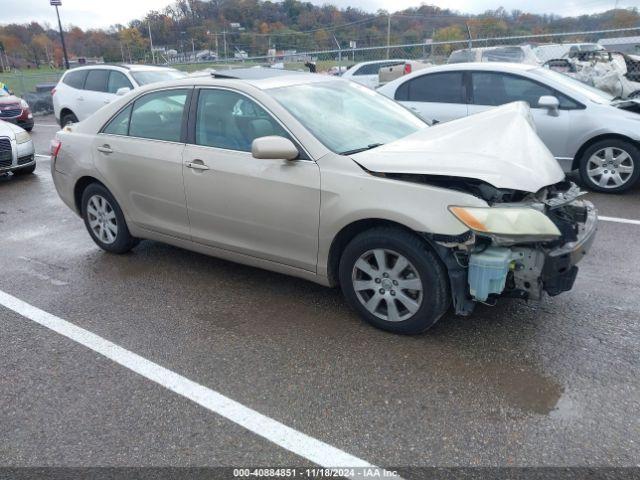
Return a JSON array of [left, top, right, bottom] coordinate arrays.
[[81, 183, 139, 254], [338, 227, 450, 335], [12, 163, 36, 175], [578, 139, 640, 193], [60, 111, 78, 126]]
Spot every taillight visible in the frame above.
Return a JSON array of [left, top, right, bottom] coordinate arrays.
[[51, 88, 56, 96], [404, 64, 412, 75], [50, 139, 62, 158]]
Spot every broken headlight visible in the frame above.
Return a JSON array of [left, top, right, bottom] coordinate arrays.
[[448, 206, 561, 244]]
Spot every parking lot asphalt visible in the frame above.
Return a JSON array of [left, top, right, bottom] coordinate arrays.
[[1, 116, 639, 470]]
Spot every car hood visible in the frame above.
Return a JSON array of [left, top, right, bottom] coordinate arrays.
[[0, 119, 25, 136], [351, 102, 565, 193], [0, 95, 21, 105]]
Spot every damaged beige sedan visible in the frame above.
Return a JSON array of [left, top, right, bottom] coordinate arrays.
[[51, 72, 597, 334]]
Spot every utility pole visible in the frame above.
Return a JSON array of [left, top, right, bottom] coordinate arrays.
[[386, 14, 391, 60], [223, 29, 228, 60], [148, 23, 156, 64], [333, 34, 342, 66], [51, 0, 69, 69], [191, 38, 195, 60], [465, 23, 473, 49]]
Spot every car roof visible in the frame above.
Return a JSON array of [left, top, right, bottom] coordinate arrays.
[[421, 62, 539, 73], [349, 59, 409, 67], [148, 69, 340, 91], [63, 64, 178, 73]]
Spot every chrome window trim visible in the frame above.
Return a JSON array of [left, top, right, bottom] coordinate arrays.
[[99, 86, 194, 142]]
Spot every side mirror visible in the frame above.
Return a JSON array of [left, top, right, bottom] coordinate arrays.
[[252, 136, 299, 161], [116, 87, 131, 96], [538, 95, 559, 116]]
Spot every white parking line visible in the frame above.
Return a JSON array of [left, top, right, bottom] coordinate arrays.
[[600, 216, 640, 226], [0, 289, 391, 477], [35, 124, 60, 128], [35, 154, 51, 159]]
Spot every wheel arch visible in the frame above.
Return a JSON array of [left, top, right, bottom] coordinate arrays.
[[326, 218, 435, 287], [572, 133, 640, 170], [59, 107, 77, 125], [74, 176, 107, 215]]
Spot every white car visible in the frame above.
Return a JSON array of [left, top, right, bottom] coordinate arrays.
[[52, 65, 187, 126], [0, 120, 36, 176], [379, 62, 640, 193], [342, 59, 413, 88]]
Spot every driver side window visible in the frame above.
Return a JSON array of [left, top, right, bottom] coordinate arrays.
[[195, 89, 291, 152]]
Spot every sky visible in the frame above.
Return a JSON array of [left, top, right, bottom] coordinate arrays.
[[1, 0, 637, 29]]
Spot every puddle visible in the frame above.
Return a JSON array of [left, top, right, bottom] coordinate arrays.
[[450, 359, 565, 415]]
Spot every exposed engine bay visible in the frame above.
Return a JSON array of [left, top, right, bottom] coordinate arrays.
[[419, 178, 597, 315]]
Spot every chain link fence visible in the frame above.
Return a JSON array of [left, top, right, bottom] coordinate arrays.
[[181, 27, 640, 98]]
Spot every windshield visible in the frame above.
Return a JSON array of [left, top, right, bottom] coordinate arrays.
[[268, 80, 426, 155], [482, 47, 525, 63], [448, 50, 476, 64], [131, 70, 187, 86], [531, 67, 614, 103]]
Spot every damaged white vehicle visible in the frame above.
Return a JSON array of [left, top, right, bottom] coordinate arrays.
[[51, 74, 596, 334]]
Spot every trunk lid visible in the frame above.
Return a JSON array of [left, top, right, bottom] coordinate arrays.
[[351, 102, 565, 193]]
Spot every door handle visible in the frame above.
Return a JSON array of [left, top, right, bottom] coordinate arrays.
[[103, 99, 111, 104], [97, 145, 113, 154], [186, 160, 210, 171], [77, 97, 84, 101]]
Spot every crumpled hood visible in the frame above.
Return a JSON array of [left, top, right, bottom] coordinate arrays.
[[352, 102, 565, 193]]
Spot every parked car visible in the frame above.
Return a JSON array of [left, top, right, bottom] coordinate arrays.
[[342, 59, 413, 88], [52, 64, 187, 126], [534, 43, 605, 64], [0, 88, 34, 131], [379, 62, 640, 193], [447, 46, 540, 65], [51, 73, 596, 334], [378, 60, 431, 86], [0, 120, 36, 176]]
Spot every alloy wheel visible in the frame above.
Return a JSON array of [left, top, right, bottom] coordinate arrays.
[[86, 194, 118, 245], [352, 248, 423, 322], [587, 147, 635, 189]]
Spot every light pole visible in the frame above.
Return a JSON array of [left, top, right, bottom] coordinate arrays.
[[50, 0, 69, 69]]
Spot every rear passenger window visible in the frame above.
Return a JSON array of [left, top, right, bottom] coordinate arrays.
[[400, 72, 465, 104], [107, 71, 133, 94], [195, 89, 290, 152], [63, 70, 88, 89], [103, 105, 132, 136], [84, 70, 109, 92], [128, 89, 188, 142], [472, 72, 579, 109]]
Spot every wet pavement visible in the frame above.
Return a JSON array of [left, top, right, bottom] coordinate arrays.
[[1, 116, 639, 469]]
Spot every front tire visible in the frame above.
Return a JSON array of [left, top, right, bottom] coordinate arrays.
[[579, 139, 640, 193], [81, 183, 139, 254], [338, 227, 450, 335]]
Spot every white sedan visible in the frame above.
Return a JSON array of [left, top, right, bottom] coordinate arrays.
[[380, 62, 640, 193]]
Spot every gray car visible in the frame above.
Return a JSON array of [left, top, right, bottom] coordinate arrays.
[[379, 62, 640, 193], [0, 120, 36, 176]]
